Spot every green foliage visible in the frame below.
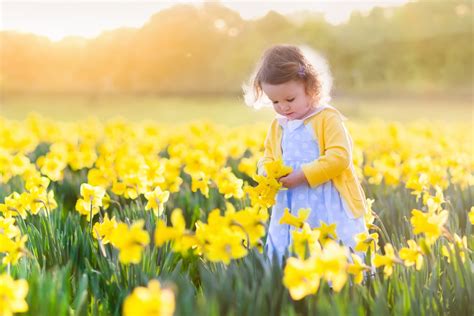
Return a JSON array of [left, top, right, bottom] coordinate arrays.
[[1, 163, 472, 315]]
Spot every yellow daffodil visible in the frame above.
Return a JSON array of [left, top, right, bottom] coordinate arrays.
[[315, 220, 338, 247], [88, 167, 116, 188], [153, 208, 199, 255], [374, 243, 399, 278], [112, 174, 147, 200], [36, 151, 67, 182], [399, 239, 424, 270], [204, 229, 248, 264], [144, 186, 170, 217], [25, 175, 50, 192], [264, 159, 292, 179], [238, 156, 258, 177], [441, 234, 467, 263], [290, 222, 321, 259], [75, 183, 106, 222], [347, 253, 370, 285], [28, 189, 58, 215], [81, 183, 106, 204], [0, 273, 29, 316], [227, 206, 268, 248], [245, 175, 281, 209], [215, 167, 244, 199], [110, 220, 150, 264], [190, 172, 211, 198], [0, 234, 28, 265], [364, 198, 376, 228], [283, 256, 320, 300], [354, 231, 379, 254], [314, 240, 348, 292], [422, 186, 445, 213], [410, 209, 448, 245], [93, 213, 118, 245], [279, 208, 310, 229], [154, 220, 181, 248], [0, 216, 21, 239], [0, 192, 29, 219], [123, 280, 175, 316], [406, 173, 429, 201], [10, 154, 31, 176], [155, 209, 184, 244], [195, 209, 248, 264]]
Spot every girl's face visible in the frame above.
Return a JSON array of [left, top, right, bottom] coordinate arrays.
[[261, 80, 315, 120]]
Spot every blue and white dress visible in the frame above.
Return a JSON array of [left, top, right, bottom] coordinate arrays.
[[264, 107, 368, 265]]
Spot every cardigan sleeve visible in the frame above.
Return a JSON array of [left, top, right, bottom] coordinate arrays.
[[256, 122, 276, 176], [300, 112, 351, 187]]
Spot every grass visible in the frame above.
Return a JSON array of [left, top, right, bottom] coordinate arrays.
[[4, 170, 472, 315], [0, 93, 472, 125]]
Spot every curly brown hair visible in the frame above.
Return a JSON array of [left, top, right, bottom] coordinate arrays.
[[250, 44, 323, 106]]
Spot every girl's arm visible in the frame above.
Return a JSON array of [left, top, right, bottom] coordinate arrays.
[[301, 112, 351, 187]]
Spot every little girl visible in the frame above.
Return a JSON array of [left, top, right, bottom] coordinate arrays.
[[243, 44, 369, 264]]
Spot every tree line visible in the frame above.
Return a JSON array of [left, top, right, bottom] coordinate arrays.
[[0, 0, 472, 95]]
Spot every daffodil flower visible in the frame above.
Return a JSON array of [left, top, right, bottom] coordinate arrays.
[[279, 208, 311, 228], [123, 280, 175, 316]]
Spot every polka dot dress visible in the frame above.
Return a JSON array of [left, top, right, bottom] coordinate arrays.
[[264, 116, 368, 265]]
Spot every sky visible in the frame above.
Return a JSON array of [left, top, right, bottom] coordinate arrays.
[[0, 0, 411, 41]]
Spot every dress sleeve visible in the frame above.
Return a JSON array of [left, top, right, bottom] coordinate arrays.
[[300, 112, 351, 187]]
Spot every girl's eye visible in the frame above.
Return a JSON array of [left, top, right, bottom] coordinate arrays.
[[287, 98, 295, 102]]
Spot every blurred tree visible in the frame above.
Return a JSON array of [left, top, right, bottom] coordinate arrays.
[[0, 0, 471, 94]]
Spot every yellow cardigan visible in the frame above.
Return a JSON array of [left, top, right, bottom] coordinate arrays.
[[257, 106, 368, 218]]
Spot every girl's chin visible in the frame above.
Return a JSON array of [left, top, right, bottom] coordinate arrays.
[[286, 113, 305, 120]]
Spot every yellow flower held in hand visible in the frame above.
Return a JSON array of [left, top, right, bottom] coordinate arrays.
[[264, 159, 292, 179], [245, 175, 281, 209]]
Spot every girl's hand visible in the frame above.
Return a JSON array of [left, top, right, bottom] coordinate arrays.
[[278, 170, 308, 188]]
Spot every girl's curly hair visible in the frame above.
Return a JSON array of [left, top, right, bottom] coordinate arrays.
[[242, 44, 333, 109]]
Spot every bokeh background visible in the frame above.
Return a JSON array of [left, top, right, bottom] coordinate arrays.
[[0, 0, 472, 124]]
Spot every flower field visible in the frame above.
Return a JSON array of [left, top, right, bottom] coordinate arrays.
[[0, 113, 472, 315]]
